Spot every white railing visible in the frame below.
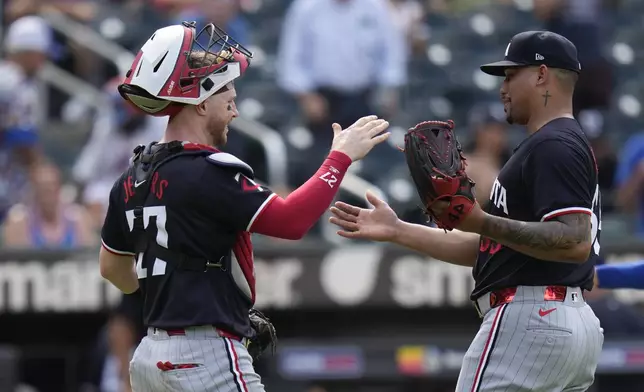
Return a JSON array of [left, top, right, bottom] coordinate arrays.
[[230, 118, 388, 201], [38, 9, 388, 201], [342, 171, 388, 202], [39, 8, 134, 76], [39, 62, 110, 112], [228, 117, 289, 188]]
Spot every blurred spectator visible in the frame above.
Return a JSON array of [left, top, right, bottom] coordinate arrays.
[[72, 78, 166, 228], [533, 0, 614, 116], [426, 0, 511, 14], [6, 0, 96, 23], [277, 0, 407, 183], [150, 0, 200, 14], [614, 132, 644, 236], [0, 16, 50, 223], [2, 162, 97, 249], [388, 0, 429, 56], [6, 0, 98, 82], [171, 0, 250, 46], [463, 103, 510, 209]]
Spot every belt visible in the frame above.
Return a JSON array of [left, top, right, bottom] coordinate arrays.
[[164, 328, 241, 341], [473, 285, 586, 318], [151, 325, 248, 346]]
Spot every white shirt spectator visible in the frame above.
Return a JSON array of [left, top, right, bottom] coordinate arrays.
[[389, 1, 425, 40], [277, 0, 407, 94]]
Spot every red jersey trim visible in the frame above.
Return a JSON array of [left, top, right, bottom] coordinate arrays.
[[541, 207, 593, 222], [246, 193, 278, 232], [101, 239, 136, 256]]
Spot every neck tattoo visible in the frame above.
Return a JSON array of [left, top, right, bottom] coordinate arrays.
[[542, 90, 551, 107]]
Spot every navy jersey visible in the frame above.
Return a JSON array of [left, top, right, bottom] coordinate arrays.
[[471, 118, 601, 300], [101, 144, 276, 337]]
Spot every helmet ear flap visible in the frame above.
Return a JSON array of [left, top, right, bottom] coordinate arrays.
[[118, 83, 183, 117]]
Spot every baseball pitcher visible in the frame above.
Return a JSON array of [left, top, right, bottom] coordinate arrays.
[[330, 31, 604, 392]]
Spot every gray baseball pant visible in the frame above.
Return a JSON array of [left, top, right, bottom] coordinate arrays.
[[129, 326, 265, 392], [456, 286, 604, 392]]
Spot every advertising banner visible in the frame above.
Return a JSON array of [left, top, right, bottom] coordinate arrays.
[[0, 242, 642, 313]]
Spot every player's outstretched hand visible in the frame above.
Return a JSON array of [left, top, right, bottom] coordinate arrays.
[[329, 190, 399, 242], [330, 115, 390, 161]]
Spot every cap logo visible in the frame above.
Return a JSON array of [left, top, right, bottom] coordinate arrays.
[[504, 42, 511, 57], [535, 53, 544, 61]]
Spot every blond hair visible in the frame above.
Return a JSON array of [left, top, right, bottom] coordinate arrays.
[[187, 50, 233, 69]]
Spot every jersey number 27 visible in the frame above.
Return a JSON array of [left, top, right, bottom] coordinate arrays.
[[125, 206, 168, 279]]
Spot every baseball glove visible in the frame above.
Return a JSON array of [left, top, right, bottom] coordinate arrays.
[[247, 308, 277, 361], [402, 119, 476, 231]]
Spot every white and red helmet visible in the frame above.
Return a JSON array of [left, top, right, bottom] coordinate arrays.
[[118, 21, 251, 117]]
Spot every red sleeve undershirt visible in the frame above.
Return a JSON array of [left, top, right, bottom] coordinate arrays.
[[249, 150, 352, 239]]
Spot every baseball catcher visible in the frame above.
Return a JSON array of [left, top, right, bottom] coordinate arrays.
[[99, 19, 390, 392], [402, 119, 476, 230]]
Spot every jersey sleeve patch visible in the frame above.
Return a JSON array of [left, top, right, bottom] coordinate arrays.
[[206, 153, 254, 179]]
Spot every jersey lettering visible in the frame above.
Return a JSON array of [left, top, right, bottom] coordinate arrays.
[[125, 206, 169, 279], [490, 178, 509, 215], [150, 172, 169, 200], [479, 237, 502, 255], [319, 171, 338, 188], [123, 176, 135, 203]]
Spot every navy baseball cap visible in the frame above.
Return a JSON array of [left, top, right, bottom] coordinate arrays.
[[480, 31, 582, 76]]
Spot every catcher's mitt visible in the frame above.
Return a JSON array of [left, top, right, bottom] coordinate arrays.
[[247, 308, 277, 361], [402, 119, 476, 231]]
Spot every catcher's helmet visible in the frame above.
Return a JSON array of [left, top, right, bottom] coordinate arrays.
[[118, 21, 252, 117]]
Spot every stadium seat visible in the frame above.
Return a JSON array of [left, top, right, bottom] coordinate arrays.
[[619, 0, 644, 15], [248, 17, 283, 55]]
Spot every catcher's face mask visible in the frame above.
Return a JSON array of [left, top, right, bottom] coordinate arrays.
[[118, 21, 252, 117]]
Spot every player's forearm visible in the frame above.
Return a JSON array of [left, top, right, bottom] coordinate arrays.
[[478, 213, 591, 263], [99, 251, 139, 293], [392, 220, 479, 267], [102, 268, 139, 294], [251, 151, 351, 239], [596, 262, 644, 289]]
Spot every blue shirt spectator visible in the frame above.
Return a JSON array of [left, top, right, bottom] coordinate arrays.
[[277, 0, 407, 95], [614, 133, 644, 236]]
